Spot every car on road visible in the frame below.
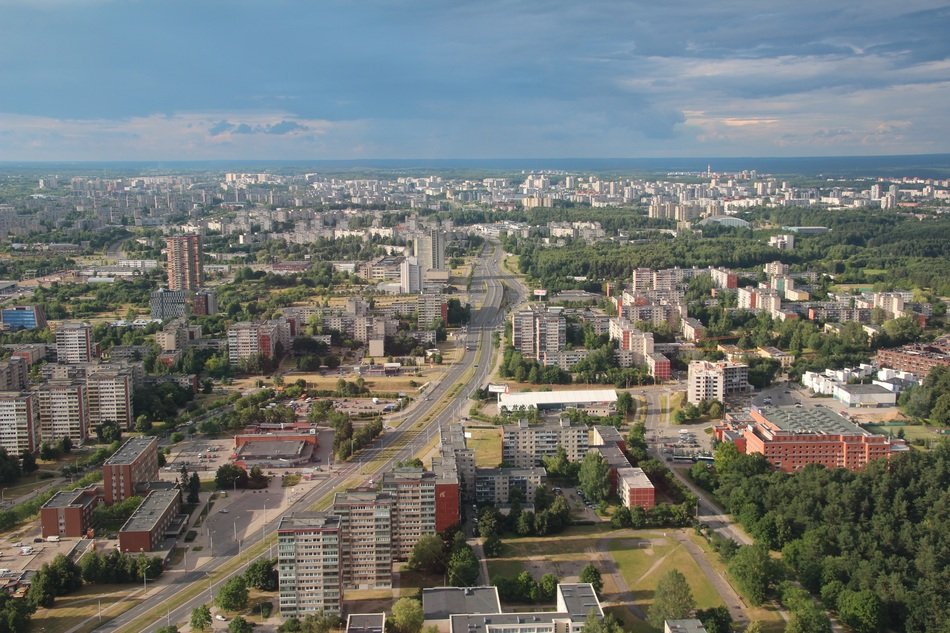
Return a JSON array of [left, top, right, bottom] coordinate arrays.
[[220, 509, 228, 513]]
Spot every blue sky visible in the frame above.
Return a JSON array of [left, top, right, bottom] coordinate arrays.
[[1, 0, 948, 160]]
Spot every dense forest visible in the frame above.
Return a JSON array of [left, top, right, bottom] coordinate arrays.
[[700, 442, 950, 633]]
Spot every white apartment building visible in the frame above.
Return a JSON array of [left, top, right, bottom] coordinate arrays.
[[86, 369, 133, 430], [55, 322, 94, 364], [331, 490, 394, 590], [687, 360, 750, 404], [227, 319, 291, 366], [608, 318, 655, 359], [380, 467, 437, 560], [511, 309, 536, 357], [511, 306, 566, 362], [277, 513, 343, 617], [417, 294, 446, 329], [36, 380, 89, 445], [502, 419, 589, 468], [0, 392, 39, 454]]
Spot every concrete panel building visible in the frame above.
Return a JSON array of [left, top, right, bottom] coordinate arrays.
[[502, 418, 590, 468], [277, 513, 343, 616], [474, 467, 545, 505], [86, 369, 134, 430], [55, 321, 94, 364], [36, 380, 89, 446], [165, 234, 204, 291], [687, 360, 750, 404], [102, 437, 159, 505], [332, 490, 394, 589], [0, 391, 39, 454]]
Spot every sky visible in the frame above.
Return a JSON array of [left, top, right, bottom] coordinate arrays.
[[0, 0, 949, 160]]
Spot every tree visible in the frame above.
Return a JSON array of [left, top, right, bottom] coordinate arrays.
[[836, 589, 882, 633], [27, 568, 56, 608], [728, 544, 776, 606], [743, 623, 764, 633], [483, 533, 503, 558], [616, 391, 635, 418], [61, 436, 73, 453], [228, 617, 254, 633], [579, 564, 603, 596], [190, 604, 212, 631], [696, 606, 732, 633], [215, 576, 249, 612], [647, 569, 695, 628], [20, 449, 37, 473], [539, 573, 559, 602], [446, 545, 480, 587], [188, 472, 201, 504], [0, 592, 32, 633], [578, 452, 610, 504], [245, 558, 278, 591], [156, 627, 179, 633], [215, 464, 249, 490], [579, 610, 624, 633], [392, 597, 424, 633], [408, 534, 445, 574]]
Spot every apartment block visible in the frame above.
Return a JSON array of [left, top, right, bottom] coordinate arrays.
[[417, 294, 448, 329], [191, 288, 218, 316], [36, 380, 89, 446], [510, 309, 536, 357], [876, 341, 950, 378], [227, 319, 292, 366], [55, 321, 94, 364], [0, 391, 40, 454], [40, 485, 101, 538], [608, 318, 654, 357], [165, 234, 204, 291], [502, 419, 589, 468], [0, 357, 29, 391], [413, 229, 445, 272], [617, 467, 655, 510], [331, 490, 394, 589], [102, 437, 159, 505], [474, 467, 545, 504], [380, 467, 438, 560], [118, 488, 182, 552], [687, 360, 750, 404], [278, 513, 343, 617], [86, 369, 134, 430], [511, 305, 566, 363]]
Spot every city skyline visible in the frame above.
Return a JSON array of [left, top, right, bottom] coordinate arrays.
[[1, 0, 948, 160]]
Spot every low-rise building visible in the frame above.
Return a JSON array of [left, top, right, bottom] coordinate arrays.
[[617, 467, 655, 510], [39, 485, 101, 538], [102, 437, 159, 505], [118, 488, 182, 553]]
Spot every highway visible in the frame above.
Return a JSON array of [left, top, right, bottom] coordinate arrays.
[[103, 242, 523, 632]]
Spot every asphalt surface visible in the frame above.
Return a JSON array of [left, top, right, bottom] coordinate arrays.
[[100, 242, 522, 633]]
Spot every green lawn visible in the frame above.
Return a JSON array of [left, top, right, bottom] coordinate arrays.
[[865, 423, 945, 442], [486, 557, 525, 580], [467, 427, 502, 467], [608, 534, 722, 615]]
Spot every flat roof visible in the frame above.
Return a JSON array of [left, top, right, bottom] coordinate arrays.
[[596, 445, 631, 469], [837, 384, 893, 395], [104, 437, 157, 466], [42, 487, 97, 509], [558, 583, 603, 619], [236, 440, 306, 458], [618, 467, 654, 490], [423, 586, 502, 620], [347, 614, 386, 633], [592, 425, 624, 445], [757, 405, 869, 436], [664, 620, 709, 633], [499, 389, 617, 409], [119, 489, 180, 534], [278, 512, 340, 532], [475, 467, 546, 478]]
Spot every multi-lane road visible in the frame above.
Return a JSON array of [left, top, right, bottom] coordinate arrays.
[[103, 243, 522, 633]]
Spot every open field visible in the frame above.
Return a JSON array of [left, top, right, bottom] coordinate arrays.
[[30, 583, 145, 633], [865, 423, 948, 442], [466, 427, 502, 467]]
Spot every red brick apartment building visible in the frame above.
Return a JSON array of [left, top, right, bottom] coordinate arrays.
[[741, 406, 905, 472], [39, 485, 101, 537], [102, 437, 159, 505]]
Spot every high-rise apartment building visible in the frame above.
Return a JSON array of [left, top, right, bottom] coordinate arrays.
[[102, 437, 159, 505], [380, 467, 438, 560], [36, 380, 89, 446], [165, 234, 204, 291], [400, 256, 422, 294], [502, 419, 589, 468], [331, 490, 393, 589], [417, 294, 447, 329], [86, 369, 134, 430], [687, 360, 750, 404], [0, 357, 29, 391], [55, 322, 94, 364], [413, 229, 445, 272], [227, 319, 292, 366], [278, 513, 343, 617], [511, 306, 565, 362], [511, 309, 536, 357], [0, 391, 39, 454]]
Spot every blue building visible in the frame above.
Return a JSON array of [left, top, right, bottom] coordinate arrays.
[[1, 305, 46, 331]]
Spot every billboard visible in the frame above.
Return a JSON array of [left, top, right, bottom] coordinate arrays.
[[533, 289, 547, 297], [487, 384, 509, 394]]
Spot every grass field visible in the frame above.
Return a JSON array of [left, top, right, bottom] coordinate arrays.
[[467, 427, 502, 467], [608, 535, 721, 614], [31, 584, 145, 633], [865, 423, 946, 442]]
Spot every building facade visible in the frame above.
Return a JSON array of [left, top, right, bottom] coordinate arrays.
[[102, 437, 159, 505], [278, 513, 343, 617], [55, 322, 94, 364], [86, 369, 134, 430], [0, 391, 39, 454], [36, 380, 89, 446], [165, 234, 204, 291], [331, 490, 394, 589], [502, 419, 590, 468], [687, 360, 750, 404]]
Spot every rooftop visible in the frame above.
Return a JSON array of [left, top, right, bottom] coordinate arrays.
[[278, 512, 341, 532], [664, 620, 709, 633], [423, 586, 502, 620], [499, 389, 617, 410], [346, 614, 386, 633], [236, 439, 307, 459], [618, 467, 654, 490], [558, 583, 603, 619], [42, 486, 98, 510], [104, 437, 157, 466], [836, 383, 894, 395], [476, 467, 546, 478], [756, 405, 869, 436], [119, 489, 180, 534]]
